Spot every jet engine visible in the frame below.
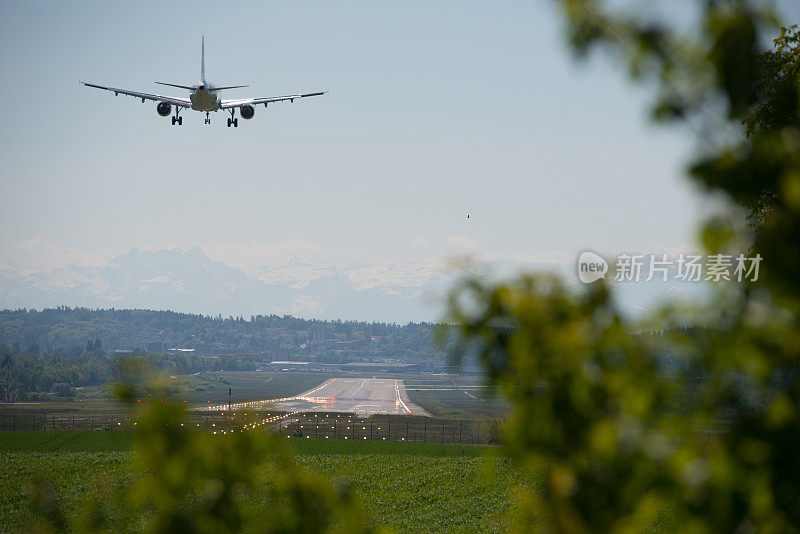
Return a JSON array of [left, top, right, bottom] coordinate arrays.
[[156, 102, 171, 116], [240, 105, 255, 119]]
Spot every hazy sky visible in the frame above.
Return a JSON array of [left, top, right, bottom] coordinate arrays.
[[1, 0, 797, 276]]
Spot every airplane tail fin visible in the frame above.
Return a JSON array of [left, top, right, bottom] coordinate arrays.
[[201, 35, 206, 83]]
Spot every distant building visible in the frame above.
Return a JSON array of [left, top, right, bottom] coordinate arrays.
[[266, 361, 421, 373], [268, 361, 313, 370], [167, 348, 196, 354], [333, 362, 420, 373]]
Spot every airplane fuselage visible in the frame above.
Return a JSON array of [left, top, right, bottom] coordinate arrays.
[[190, 85, 220, 111], [82, 36, 324, 127]]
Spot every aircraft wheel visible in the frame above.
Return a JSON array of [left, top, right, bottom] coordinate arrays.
[[171, 117, 176, 125], [227, 118, 231, 127], [178, 117, 183, 125], [234, 118, 239, 128]]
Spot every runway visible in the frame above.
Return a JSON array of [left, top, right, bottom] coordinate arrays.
[[270, 378, 430, 417]]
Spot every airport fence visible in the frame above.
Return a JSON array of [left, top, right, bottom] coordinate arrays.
[[272, 413, 503, 445], [0, 414, 133, 431], [0, 411, 504, 445]]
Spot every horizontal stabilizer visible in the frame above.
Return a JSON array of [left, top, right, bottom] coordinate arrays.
[[156, 81, 196, 90], [210, 85, 249, 91]]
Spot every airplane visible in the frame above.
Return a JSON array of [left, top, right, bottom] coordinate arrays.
[[82, 37, 324, 127]]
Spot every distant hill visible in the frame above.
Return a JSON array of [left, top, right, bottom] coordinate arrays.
[[0, 307, 442, 364]]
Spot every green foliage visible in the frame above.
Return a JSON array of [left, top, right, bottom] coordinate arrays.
[[744, 24, 800, 138], [740, 24, 800, 230], [551, 0, 800, 314], [2, 432, 516, 534], [300, 453, 519, 533], [0, 348, 259, 400], [449, 278, 678, 531], [9, 2, 800, 533], [449, 276, 800, 531], [26, 402, 375, 534], [443, 1, 800, 531], [0, 452, 132, 533], [0, 431, 134, 452], [0, 308, 443, 364], [3, 350, 113, 398], [49, 383, 73, 397], [289, 437, 487, 457]]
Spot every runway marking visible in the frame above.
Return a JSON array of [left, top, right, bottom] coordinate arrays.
[[196, 377, 428, 416], [298, 378, 335, 399], [349, 378, 368, 399], [394, 379, 413, 415], [463, 391, 477, 399], [406, 386, 484, 391]]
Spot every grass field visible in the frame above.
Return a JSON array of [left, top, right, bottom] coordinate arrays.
[[0, 431, 134, 452], [0, 431, 521, 533], [402, 376, 509, 420], [178, 370, 334, 404]]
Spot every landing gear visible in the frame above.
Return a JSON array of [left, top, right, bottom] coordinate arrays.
[[171, 109, 183, 126], [205, 112, 211, 125], [227, 109, 238, 128]]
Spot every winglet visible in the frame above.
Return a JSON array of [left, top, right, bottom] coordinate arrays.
[[201, 35, 206, 83]]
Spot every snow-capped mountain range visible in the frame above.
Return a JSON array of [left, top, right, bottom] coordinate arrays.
[[0, 246, 467, 323], [0, 238, 705, 323]]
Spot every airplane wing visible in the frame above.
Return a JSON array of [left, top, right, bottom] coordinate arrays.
[[219, 91, 325, 109], [82, 82, 192, 108]]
